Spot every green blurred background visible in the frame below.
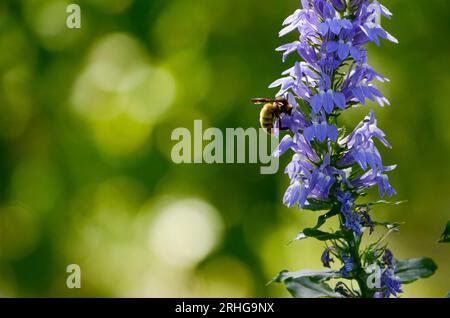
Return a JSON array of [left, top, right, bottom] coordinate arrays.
[[0, 0, 449, 297]]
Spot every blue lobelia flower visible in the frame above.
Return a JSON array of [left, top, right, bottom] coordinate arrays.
[[352, 165, 396, 197], [357, 2, 398, 46], [313, 0, 353, 36], [323, 37, 362, 62], [264, 0, 403, 298], [321, 246, 335, 268], [309, 74, 346, 115], [340, 254, 355, 277], [303, 115, 338, 143], [378, 268, 403, 298], [337, 191, 362, 236], [382, 248, 395, 268], [310, 89, 346, 115], [282, 154, 338, 208], [338, 110, 392, 171], [269, 0, 399, 219], [330, 0, 346, 12], [272, 133, 319, 163], [342, 65, 390, 106], [270, 63, 312, 99]]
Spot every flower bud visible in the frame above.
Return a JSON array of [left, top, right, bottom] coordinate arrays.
[[349, 0, 363, 10], [331, 0, 346, 11]]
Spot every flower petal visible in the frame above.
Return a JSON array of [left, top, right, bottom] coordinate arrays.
[[283, 181, 301, 208], [324, 90, 334, 113], [333, 91, 346, 109], [272, 135, 293, 157], [310, 93, 323, 114], [338, 42, 350, 60], [315, 121, 327, 142], [327, 124, 338, 141]]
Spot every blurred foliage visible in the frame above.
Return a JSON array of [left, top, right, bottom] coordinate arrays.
[[439, 221, 450, 243], [0, 0, 449, 297]]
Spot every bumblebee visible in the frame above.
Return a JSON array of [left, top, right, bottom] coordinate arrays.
[[251, 97, 293, 135]]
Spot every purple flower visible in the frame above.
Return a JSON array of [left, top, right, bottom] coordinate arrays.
[[313, 0, 352, 36], [309, 165, 336, 201], [379, 268, 403, 298], [353, 1, 398, 46], [282, 154, 337, 208], [278, 3, 319, 38], [360, 22, 397, 46], [339, 139, 383, 170], [319, 17, 352, 36], [342, 111, 391, 147], [303, 117, 338, 142], [352, 165, 396, 197], [264, 0, 403, 298], [342, 65, 390, 106], [330, 0, 346, 12], [277, 42, 318, 65], [310, 89, 346, 115], [269, 76, 297, 97], [338, 110, 391, 170], [337, 191, 362, 236], [276, 41, 301, 63], [270, 63, 311, 99], [349, 0, 365, 10], [269, 0, 398, 217], [272, 133, 319, 163], [321, 246, 335, 268], [283, 180, 306, 208], [324, 40, 362, 61], [359, 16, 398, 46], [279, 9, 304, 37], [340, 254, 355, 277], [383, 249, 395, 268], [352, 83, 388, 106]]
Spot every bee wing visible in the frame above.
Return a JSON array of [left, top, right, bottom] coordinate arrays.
[[251, 98, 275, 104]]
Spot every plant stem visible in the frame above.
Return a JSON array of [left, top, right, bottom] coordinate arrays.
[[338, 212, 371, 298], [347, 232, 372, 298]]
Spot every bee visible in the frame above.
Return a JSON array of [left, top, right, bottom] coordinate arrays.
[[251, 97, 293, 135]]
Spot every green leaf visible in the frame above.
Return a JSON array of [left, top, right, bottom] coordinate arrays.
[[302, 199, 332, 211], [302, 228, 345, 241], [438, 220, 450, 243], [395, 257, 437, 284], [272, 269, 343, 298], [285, 277, 343, 298], [290, 214, 344, 243], [338, 127, 347, 139], [312, 206, 340, 229], [271, 269, 341, 283]]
